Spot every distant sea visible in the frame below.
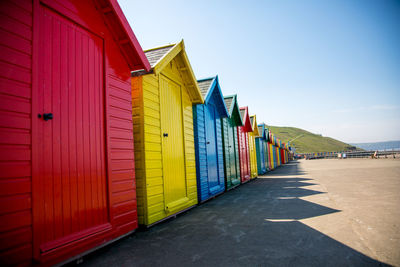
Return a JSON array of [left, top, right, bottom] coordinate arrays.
[[350, 140, 400, 151]]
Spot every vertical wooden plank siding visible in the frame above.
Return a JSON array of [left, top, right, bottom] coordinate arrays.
[[248, 132, 258, 178], [237, 126, 250, 183], [132, 57, 198, 226], [221, 118, 230, 188], [255, 138, 266, 175], [268, 143, 274, 170], [193, 90, 225, 202], [193, 105, 209, 201]]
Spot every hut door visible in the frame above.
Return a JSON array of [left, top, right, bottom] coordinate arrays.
[[264, 142, 268, 169], [259, 141, 265, 171], [205, 104, 220, 193], [34, 6, 108, 256], [160, 76, 187, 210], [228, 121, 239, 185], [238, 128, 248, 180]]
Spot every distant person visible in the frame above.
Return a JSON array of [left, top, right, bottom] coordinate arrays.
[[373, 150, 378, 159]]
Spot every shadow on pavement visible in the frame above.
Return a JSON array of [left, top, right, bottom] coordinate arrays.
[[76, 161, 390, 267]]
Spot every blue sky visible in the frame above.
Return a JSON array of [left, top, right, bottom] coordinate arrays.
[[119, 0, 400, 143]]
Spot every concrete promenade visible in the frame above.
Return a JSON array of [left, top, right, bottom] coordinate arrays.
[[78, 159, 400, 266]]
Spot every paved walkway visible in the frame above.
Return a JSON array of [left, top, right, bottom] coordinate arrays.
[[78, 159, 400, 266]]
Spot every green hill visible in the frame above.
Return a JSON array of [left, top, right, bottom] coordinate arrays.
[[266, 126, 355, 153]]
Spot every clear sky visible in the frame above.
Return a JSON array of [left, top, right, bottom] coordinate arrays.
[[119, 0, 400, 143]]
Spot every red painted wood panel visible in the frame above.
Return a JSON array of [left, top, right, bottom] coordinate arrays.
[[0, 227, 32, 252], [0, 243, 32, 266], [237, 126, 251, 183], [0, 77, 31, 99], [0, 0, 32, 26], [0, 0, 141, 264], [35, 4, 108, 252], [0, 210, 31, 232], [0, 161, 30, 178], [0, 193, 31, 214], [0, 13, 32, 40], [0, 178, 31, 196]]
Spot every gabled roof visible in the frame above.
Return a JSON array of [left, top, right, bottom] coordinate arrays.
[[265, 129, 270, 142], [136, 40, 204, 104], [257, 124, 266, 139], [197, 76, 228, 118], [239, 107, 252, 132], [144, 44, 174, 67], [249, 115, 260, 136], [98, 0, 150, 71], [197, 78, 214, 99], [223, 95, 243, 126]]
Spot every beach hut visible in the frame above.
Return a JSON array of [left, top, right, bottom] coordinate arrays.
[[269, 142, 275, 170], [280, 145, 286, 164], [193, 76, 229, 202], [238, 107, 253, 183], [131, 40, 204, 226], [264, 128, 271, 171], [271, 135, 278, 169], [0, 0, 150, 265], [222, 95, 244, 190], [276, 144, 281, 166], [255, 124, 267, 175], [248, 115, 259, 179]]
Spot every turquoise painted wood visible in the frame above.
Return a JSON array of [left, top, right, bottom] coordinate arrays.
[[255, 124, 266, 175], [264, 128, 270, 171], [221, 95, 243, 190], [193, 76, 229, 202]]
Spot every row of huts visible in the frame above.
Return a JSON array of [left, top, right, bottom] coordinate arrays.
[[0, 0, 292, 265]]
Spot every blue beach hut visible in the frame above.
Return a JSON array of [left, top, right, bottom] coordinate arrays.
[[193, 76, 229, 202], [255, 124, 267, 175]]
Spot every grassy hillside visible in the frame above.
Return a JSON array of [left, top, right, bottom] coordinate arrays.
[[267, 126, 354, 153]]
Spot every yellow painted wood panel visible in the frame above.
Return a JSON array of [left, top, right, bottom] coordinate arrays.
[[132, 55, 198, 226], [248, 132, 258, 178], [159, 74, 187, 208], [277, 147, 281, 166], [270, 143, 275, 169], [131, 76, 147, 224]]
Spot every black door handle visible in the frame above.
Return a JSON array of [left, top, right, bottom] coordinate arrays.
[[163, 133, 168, 137], [206, 141, 210, 144], [43, 113, 53, 121], [38, 113, 53, 121]]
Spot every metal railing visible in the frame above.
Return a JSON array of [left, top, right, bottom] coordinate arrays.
[[298, 150, 400, 159]]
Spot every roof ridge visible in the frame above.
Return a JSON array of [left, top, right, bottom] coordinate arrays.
[[144, 43, 176, 52], [197, 76, 215, 82]]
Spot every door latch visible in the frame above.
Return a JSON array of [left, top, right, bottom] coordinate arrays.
[[38, 113, 53, 121], [163, 133, 168, 137]]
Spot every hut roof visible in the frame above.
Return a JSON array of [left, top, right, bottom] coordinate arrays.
[[103, 0, 150, 71], [223, 95, 243, 126], [250, 115, 260, 135], [197, 76, 229, 117], [140, 40, 204, 104], [239, 107, 253, 132]]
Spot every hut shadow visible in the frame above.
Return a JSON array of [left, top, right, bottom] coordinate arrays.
[[78, 163, 390, 266]]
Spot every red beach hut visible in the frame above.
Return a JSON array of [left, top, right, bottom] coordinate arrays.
[[0, 0, 150, 265], [238, 107, 253, 183]]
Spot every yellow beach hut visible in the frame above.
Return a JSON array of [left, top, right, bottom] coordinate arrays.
[[248, 115, 259, 179], [131, 40, 204, 226]]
